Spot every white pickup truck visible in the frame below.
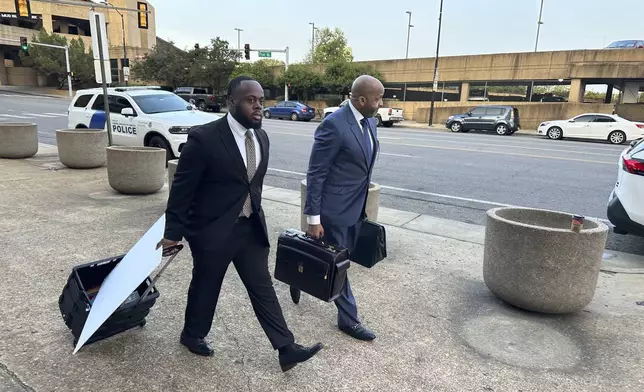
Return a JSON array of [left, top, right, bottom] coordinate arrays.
[[323, 99, 404, 127]]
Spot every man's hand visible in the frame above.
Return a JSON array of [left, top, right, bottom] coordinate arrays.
[[306, 224, 324, 240], [157, 238, 180, 256]]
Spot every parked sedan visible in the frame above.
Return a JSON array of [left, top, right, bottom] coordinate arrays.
[[537, 113, 644, 144], [263, 101, 316, 121], [607, 138, 644, 237]]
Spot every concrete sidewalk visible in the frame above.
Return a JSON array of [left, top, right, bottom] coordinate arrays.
[[0, 86, 71, 99], [1, 147, 643, 392]]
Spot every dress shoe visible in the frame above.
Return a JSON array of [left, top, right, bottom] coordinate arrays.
[[339, 323, 376, 341], [180, 332, 214, 357], [278, 342, 323, 372], [290, 286, 301, 304]]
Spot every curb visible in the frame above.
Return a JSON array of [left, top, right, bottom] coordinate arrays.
[[0, 89, 69, 99]]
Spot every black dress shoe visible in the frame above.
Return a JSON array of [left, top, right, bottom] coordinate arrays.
[[339, 323, 376, 341], [180, 332, 214, 357], [278, 342, 323, 372], [290, 286, 301, 304]]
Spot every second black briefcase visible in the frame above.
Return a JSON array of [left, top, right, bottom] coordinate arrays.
[[350, 220, 387, 268], [274, 229, 350, 302]]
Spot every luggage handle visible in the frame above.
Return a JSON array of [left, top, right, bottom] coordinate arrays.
[[137, 244, 184, 303]]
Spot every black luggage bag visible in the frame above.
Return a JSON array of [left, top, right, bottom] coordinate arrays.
[[274, 229, 350, 302], [58, 245, 182, 347]]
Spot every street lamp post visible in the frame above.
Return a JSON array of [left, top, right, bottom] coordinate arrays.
[[428, 0, 444, 127], [403, 11, 413, 102], [102, 1, 127, 86], [234, 28, 243, 50], [309, 22, 315, 54], [529, 0, 545, 102]]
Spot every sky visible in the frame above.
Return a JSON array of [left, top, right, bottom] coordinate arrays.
[[151, 0, 643, 63]]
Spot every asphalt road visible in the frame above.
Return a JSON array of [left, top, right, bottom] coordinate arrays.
[[2, 93, 642, 256]]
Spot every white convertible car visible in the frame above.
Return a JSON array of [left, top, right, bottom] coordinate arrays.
[[537, 113, 644, 144]]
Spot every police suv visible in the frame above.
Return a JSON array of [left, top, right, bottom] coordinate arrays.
[[67, 86, 221, 160]]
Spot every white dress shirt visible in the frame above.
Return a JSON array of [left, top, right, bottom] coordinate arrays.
[[227, 113, 261, 170], [306, 101, 374, 226]]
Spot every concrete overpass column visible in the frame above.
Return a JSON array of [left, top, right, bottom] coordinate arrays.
[[620, 82, 641, 104], [604, 84, 614, 104], [460, 82, 470, 102], [569, 79, 586, 103], [0, 52, 7, 86]]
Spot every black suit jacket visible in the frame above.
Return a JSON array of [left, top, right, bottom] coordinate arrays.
[[164, 115, 270, 250]]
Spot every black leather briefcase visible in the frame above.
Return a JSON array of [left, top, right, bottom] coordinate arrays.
[[350, 220, 387, 268], [274, 229, 350, 302]]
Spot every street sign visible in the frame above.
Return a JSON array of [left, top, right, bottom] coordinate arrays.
[[89, 11, 111, 84], [122, 66, 130, 77], [258, 51, 272, 58]]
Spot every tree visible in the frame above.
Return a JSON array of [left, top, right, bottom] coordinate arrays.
[[131, 38, 191, 88], [307, 27, 353, 64], [278, 63, 323, 101], [323, 61, 382, 95], [200, 38, 241, 93], [230, 59, 280, 89], [19, 28, 94, 89]]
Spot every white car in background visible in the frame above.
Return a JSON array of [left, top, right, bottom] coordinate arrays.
[[537, 113, 644, 144], [607, 138, 644, 237], [323, 99, 404, 127], [68, 87, 220, 160]]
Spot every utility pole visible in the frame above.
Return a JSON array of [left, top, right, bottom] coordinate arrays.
[[530, 0, 544, 102], [102, 2, 127, 86], [403, 11, 413, 102], [428, 0, 444, 127], [235, 28, 243, 50], [309, 22, 315, 54]]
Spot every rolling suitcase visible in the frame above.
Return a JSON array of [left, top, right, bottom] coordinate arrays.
[[58, 245, 183, 347], [274, 229, 350, 302]]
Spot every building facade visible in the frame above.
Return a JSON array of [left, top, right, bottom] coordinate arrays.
[[0, 0, 156, 86]]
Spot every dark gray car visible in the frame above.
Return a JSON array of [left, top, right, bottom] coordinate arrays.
[[446, 105, 521, 136]]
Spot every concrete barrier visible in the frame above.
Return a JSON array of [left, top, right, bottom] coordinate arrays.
[[0, 123, 38, 159], [106, 146, 166, 194], [167, 159, 179, 189], [56, 129, 107, 169], [299, 179, 381, 231], [483, 207, 608, 314]]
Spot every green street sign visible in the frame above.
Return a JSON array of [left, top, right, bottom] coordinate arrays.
[[258, 51, 272, 58]]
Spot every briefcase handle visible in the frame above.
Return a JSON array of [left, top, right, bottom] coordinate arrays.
[[138, 244, 184, 303]]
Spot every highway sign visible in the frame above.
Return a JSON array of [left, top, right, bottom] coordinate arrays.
[[258, 51, 272, 58]]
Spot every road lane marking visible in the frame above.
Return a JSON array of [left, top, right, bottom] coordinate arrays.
[[43, 113, 68, 117], [268, 131, 616, 165], [23, 113, 57, 118], [380, 152, 418, 158], [265, 168, 611, 223], [0, 114, 32, 119]]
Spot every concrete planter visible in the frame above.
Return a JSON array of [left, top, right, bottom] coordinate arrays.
[[299, 179, 381, 231], [0, 123, 38, 159], [106, 146, 166, 194], [167, 159, 179, 189], [56, 129, 107, 169], [483, 207, 608, 314]]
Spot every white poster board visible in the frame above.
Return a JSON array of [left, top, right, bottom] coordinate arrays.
[[73, 215, 166, 354]]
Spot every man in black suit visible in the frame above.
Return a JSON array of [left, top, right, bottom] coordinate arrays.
[[157, 76, 322, 372]]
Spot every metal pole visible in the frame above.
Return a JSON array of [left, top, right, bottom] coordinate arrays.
[[235, 28, 242, 49], [120, 13, 127, 86], [535, 0, 544, 52], [428, 0, 444, 127], [284, 46, 289, 101], [309, 22, 315, 53], [95, 13, 112, 146], [64, 46, 72, 97], [403, 11, 412, 102]]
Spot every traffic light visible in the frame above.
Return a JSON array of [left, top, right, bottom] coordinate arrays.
[[244, 44, 250, 60], [15, 0, 32, 19], [20, 36, 28, 51]]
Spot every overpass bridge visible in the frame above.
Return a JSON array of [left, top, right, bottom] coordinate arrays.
[[358, 48, 644, 126]]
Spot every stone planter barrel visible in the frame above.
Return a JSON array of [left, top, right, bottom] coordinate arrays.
[[0, 123, 38, 159], [299, 179, 381, 231], [106, 146, 166, 194], [167, 159, 179, 189], [483, 207, 608, 314], [56, 129, 107, 169]]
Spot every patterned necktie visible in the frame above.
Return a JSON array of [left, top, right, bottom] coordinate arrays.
[[242, 130, 257, 217], [360, 118, 373, 165]]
